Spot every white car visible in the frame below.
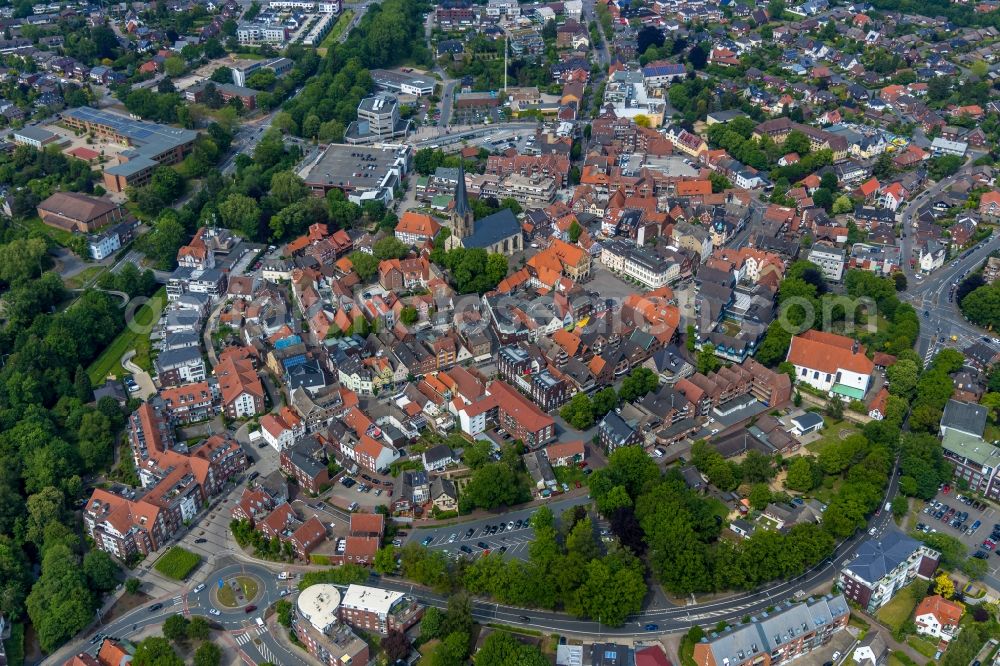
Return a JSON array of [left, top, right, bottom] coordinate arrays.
[[209, 608, 221, 616], [193, 583, 205, 593], [448, 533, 457, 543]]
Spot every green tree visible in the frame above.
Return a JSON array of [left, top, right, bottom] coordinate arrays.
[[133, 637, 184, 666], [269, 171, 308, 207], [193, 641, 221, 666], [474, 630, 549, 665], [373, 237, 409, 261], [374, 545, 398, 575], [217, 193, 261, 239], [187, 616, 210, 641], [83, 549, 118, 592], [400, 306, 419, 325], [163, 613, 190, 642], [785, 456, 819, 492], [348, 252, 379, 281], [568, 220, 583, 242], [832, 194, 853, 214], [697, 347, 720, 375], [560, 392, 595, 430], [26, 543, 94, 653], [749, 483, 771, 509]]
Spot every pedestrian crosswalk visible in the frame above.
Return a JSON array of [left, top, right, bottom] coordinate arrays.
[[233, 625, 269, 646], [172, 595, 183, 604]]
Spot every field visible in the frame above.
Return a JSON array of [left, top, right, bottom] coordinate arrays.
[[86, 286, 166, 384], [876, 581, 923, 633], [154, 547, 201, 580]]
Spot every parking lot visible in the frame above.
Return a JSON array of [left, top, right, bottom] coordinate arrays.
[[916, 487, 1000, 573], [405, 495, 591, 562]]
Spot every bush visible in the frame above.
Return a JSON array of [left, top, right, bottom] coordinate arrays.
[[298, 565, 369, 590], [154, 547, 201, 580]]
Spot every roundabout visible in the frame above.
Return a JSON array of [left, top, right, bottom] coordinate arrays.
[[213, 574, 262, 609]]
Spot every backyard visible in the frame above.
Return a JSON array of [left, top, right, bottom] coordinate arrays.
[[876, 581, 924, 634]]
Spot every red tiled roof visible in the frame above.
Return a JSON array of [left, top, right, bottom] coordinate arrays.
[[786, 330, 874, 376]]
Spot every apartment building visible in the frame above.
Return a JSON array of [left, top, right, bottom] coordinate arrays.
[[692, 595, 849, 666], [839, 532, 939, 612], [338, 584, 424, 635]]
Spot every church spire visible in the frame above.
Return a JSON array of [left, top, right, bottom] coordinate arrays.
[[452, 160, 473, 238]]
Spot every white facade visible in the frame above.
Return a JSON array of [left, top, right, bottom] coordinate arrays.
[[89, 230, 122, 260], [915, 611, 954, 641], [794, 365, 870, 395], [230, 392, 259, 418], [807, 246, 846, 282], [455, 404, 488, 437]]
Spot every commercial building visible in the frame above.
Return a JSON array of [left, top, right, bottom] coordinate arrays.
[[807, 244, 847, 282], [301, 142, 411, 205], [183, 82, 258, 111], [293, 584, 371, 666], [370, 68, 436, 96], [691, 595, 850, 666], [502, 173, 556, 208], [601, 240, 679, 289], [786, 330, 874, 400], [12, 124, 59, 148], [60, 107, 197, 193], [37, 191, 129, 233], [346, 93, 410, 144], [839, 532, 939, 612]]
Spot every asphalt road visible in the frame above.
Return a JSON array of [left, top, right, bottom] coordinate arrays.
[[64, 557, 306, 666], [902, 230, 1000, 361]]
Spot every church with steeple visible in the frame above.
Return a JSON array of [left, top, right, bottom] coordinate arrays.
[[445, 161, 523, 255]]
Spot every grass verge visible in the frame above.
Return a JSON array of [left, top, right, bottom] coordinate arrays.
[[317, 10, 354, 52], [86, 286, 166, 384]]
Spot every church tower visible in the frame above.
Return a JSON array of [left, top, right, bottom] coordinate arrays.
[[451, 161, 473, 239]]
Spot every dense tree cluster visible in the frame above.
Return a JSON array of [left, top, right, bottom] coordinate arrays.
[[0, 145, 98, 217]]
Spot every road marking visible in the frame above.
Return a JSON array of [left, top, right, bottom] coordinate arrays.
[[234, 633, 252, 645]]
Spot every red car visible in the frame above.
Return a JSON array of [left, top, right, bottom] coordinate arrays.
[[942, 485, 951, 494], [244, 605, 257, 613]]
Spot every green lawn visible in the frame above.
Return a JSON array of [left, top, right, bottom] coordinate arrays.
[[20, 215, 73, 245], [318, 10, 354, 52], [907, 635, 939, 658], [805, 419, 859, 455], [86, 286, 166, 384], [154, 547, 201, 580], [876, 582, 923, 633]]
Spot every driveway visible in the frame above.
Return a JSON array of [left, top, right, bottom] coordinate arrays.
[[121, 350, 156, 400]]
